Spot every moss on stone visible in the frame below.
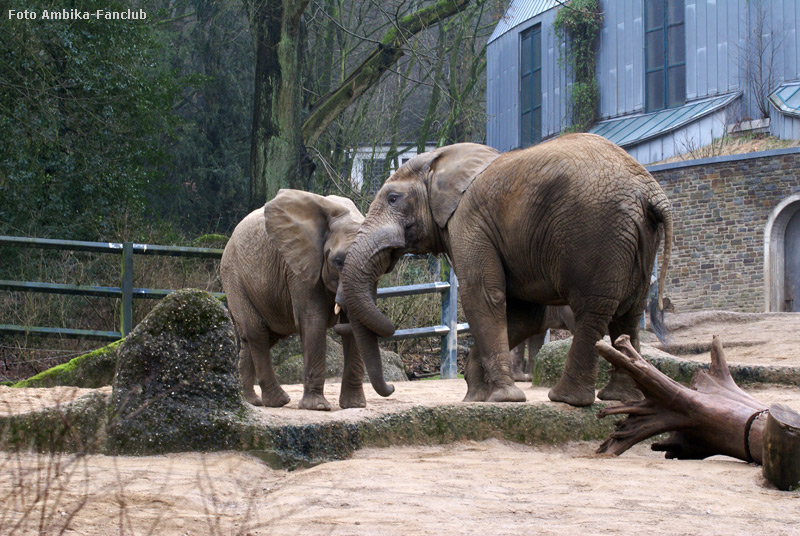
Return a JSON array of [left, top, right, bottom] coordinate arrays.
[[13, 340, 123, 389], [0, 391, 110, 453], [106, 289, 246, 455], [192, 233, 229, 247]]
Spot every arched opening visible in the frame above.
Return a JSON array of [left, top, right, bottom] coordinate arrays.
[[764, 194, 800, 311]]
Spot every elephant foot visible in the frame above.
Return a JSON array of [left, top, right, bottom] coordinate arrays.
[[511, 371, 532, 382], [463, 383, 491, 402], [597, 371, 644, 402], [299, 391, 332, 411], [487, 383, 526, 403], [548, 379, 595, 407], [339, 384, 367, 409], [243, 389, 263, 406], [261, 386, 291, 408], [339, 385, 366, 409]]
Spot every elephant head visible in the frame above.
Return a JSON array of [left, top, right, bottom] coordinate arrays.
[[265, 189, 364, 296], [340, 143, 500, 395]]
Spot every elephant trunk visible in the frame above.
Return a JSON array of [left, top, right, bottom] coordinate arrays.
[[341, 225, 404, 338], [340, 223, 405, 397], [350, 314, 395, 397]]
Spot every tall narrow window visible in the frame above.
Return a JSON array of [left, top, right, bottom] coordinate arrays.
[[520, 25, 542, 147], [645, 0, 685, 111]]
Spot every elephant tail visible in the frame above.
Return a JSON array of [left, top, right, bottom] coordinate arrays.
[[648, 193, 673, 344]]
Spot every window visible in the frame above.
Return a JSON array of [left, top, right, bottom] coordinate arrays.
[[520, 25, 542, 147], [645, 0, 685, 112], [365, 158, 386, 195]]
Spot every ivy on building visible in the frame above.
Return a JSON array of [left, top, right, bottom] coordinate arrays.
[[553, 0, 603, 132]]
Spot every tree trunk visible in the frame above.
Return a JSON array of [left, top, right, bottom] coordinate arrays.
[[247, 0, 314, 209], [595, 335, 800, 491]]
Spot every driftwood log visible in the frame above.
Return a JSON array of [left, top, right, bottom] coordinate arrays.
[[595, 334, 800, 491]]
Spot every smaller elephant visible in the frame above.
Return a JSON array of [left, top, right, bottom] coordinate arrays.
[[220, 189, 366, 411], [510, 306, 575, 382]]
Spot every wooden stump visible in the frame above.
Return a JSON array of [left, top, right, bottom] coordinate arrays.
[[595, 335, 800, 491], [762, 403, 800, 491]]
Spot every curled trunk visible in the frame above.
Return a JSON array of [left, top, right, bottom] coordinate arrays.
[[341, 226, 403, 338], [339, 223, 405, 397]]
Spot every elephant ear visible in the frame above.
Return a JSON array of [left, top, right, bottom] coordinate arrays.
[[322, 194, 365, 226], [264, 189, 361, 285], [427, 143, 500, 228]]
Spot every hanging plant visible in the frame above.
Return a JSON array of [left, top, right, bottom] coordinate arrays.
[[553, 0, 603, 132]]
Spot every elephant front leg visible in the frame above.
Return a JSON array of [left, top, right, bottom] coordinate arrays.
[[297, 317, 332, 411], [510, 341, 532, 382], [463, 345, 491, 402], [458, 278, 525, 403], [339, 330, 367, 409]]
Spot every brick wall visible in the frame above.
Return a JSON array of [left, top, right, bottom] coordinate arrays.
[[647, 148, 800, 312]]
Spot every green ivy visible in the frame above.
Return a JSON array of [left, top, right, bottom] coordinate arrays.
[[553, 0, 603, 132]]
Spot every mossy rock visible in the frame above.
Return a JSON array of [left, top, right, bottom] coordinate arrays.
[[273, 335, 408, 384], [13, 340, 122, 389], [533, 337, 611, 388], [532, 337, 800, 388], [106, 289, 246, 455]]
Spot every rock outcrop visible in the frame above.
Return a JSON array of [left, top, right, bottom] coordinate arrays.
[[106, 289, 245, 454]]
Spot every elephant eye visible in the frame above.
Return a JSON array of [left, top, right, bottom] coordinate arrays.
[[387, 193, 400, 206], [332, 256, 345, 270]]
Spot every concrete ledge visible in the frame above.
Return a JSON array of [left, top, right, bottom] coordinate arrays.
[[0, 383, 619, 468]]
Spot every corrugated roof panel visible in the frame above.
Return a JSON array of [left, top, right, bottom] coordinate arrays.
[[769, 82, 800, 117], [488, 0, 558, 44], [589, 92, 741, 147]]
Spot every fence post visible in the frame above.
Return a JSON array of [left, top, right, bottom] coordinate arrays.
[[121, 241, 133, 336], [440, 257, 458, 379]]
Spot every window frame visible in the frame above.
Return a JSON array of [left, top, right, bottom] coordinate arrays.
[[520, 24, 543, 147], [644, 0, 686, 112]]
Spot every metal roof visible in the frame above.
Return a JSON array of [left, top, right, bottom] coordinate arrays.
[[488, 0, 557, 44], [769, 82, 800, 117], [589, 92, 741, 148]]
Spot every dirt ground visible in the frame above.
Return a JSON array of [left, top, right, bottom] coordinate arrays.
[[2, 312, 800, 535]]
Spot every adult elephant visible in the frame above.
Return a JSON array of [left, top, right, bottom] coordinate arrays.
[[340, 134, 672, 407], [221, 189, 367, 411]]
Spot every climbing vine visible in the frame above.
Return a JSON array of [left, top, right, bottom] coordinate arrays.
[[553, 0, 603, 132]]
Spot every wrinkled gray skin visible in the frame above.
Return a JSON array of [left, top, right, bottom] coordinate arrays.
[[511, 305, 575, 382], [340, 134, 673, 407], [220, 189, 367, 411]]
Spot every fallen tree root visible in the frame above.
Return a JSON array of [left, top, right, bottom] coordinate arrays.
[[595, 335, 800, 491]]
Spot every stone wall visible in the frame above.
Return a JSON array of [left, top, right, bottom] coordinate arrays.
[[647, 148, 800, 312]]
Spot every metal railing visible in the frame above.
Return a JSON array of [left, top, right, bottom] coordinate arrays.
[[0, 236, 466, 377]]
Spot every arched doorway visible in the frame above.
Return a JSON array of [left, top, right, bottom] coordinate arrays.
[[786, 210, 800, 312], [764, 195, 800, 312]]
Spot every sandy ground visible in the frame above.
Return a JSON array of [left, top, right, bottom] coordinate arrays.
[[2, 312, 800, 535]]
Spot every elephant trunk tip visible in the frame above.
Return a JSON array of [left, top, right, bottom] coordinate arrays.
[[375, 383, 395, 397]]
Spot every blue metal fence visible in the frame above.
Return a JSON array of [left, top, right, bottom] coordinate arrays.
[[0, 236, 466, 378]]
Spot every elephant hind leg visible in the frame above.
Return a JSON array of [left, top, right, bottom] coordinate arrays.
[[598, 313, 645, 402], [238, 341, 262, 406], [548, 307, 613, 407], [228, 292, 290, 407], [248, 331, 290, 408]]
